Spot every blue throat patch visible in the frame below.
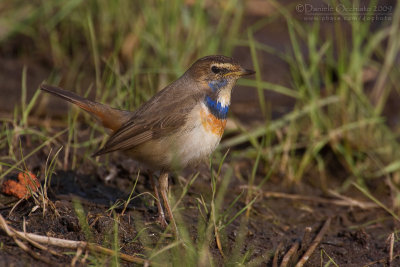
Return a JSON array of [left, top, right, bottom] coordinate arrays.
[[208, 79, 228, 92], [205, 96, 229, 119]]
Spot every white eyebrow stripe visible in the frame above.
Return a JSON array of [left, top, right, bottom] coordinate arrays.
[[211, 63, 235, 69]]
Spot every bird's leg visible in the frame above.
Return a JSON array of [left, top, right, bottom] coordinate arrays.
[[159, 171, 178, 234], [148, 171, 168, 229]]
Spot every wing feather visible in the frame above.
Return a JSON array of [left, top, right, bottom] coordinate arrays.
[[93, 90, 204, 156]]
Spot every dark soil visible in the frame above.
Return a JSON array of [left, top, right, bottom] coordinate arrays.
[[0, 152, 399, 266]]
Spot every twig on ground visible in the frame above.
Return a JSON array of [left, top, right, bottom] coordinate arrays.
[[19, 229, 62, 257], [8, 198, 25, 216], [327, 190, 379, 209], [295, 217, 331, 267], [14, 237, 55, 265], [363, 254, 400, 267], [0, 214, 56, 265], [299, 227, 312, 253], [352, 182, 400, 221], [387, 232, 394, 266], [240, 186, 379, 209], [19, 217, 62, 257], [272, 242, 284, 267], [0, 214, 148, 265], [71, 247, 83, 267], [81, 249, 89, 265], [280, 241, 299, 267]]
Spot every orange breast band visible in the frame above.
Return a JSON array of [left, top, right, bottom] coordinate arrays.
[[200, 108, 227, 136]]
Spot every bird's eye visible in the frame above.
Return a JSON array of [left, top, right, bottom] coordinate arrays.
[[211, 66, 220, 74]]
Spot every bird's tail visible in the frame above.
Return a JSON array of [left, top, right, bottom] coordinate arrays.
[[40, 84, 132, 131]]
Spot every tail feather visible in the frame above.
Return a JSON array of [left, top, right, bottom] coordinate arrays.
[[40, 84, 132, 131]]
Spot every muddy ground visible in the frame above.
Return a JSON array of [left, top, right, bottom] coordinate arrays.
[[0, 146, 399, 266], [1, 3, 400, 267]]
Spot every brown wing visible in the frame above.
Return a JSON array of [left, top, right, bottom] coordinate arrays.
[[93, 91, 204, 156]]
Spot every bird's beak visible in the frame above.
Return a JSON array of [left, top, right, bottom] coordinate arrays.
[[224, 68, 256, 77], [239, 68, 256, 76]]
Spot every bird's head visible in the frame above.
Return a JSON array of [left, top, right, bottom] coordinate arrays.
[[186, 55, 255, 107], [188, 55, 255, 88]]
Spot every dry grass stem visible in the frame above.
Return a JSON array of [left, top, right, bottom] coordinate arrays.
[[0, 214, 148, 265], [71, 247, 83, 267], [280, 241, 299, 267], [388, 232, 394, 266], [295, 217, 331, 267], [363, 254, 400, 267], [215, 225, 225, 258], [299, 227, 312, 253], [241, 186, 379, 209], [272, 242, 284, 267]]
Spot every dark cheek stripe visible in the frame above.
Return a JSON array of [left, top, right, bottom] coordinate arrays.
[[205, 96, 229, 119]]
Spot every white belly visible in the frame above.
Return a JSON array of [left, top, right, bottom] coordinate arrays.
[[176, 120, 222, 166], [126, 104, 226, 170], [174, 103, 225, 166]]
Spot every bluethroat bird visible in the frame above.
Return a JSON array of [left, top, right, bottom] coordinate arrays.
[[40, 55, 255, 233]]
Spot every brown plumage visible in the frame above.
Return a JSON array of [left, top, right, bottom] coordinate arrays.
[[40, 55, 255, 233], [40, 85, 132, 131]]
